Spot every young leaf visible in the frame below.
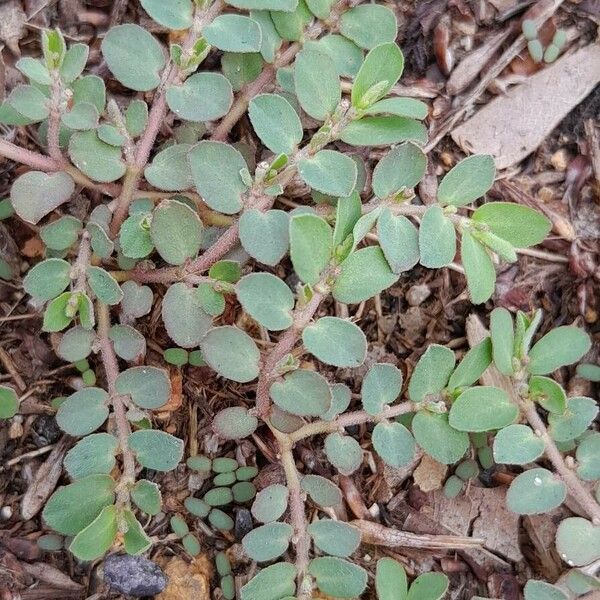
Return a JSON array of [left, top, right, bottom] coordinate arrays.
[[236, 273, 294, 331], [140, 0, 193, 30], [365, 97, 428, 119], [447, 338, 492, 390], [376, 558, 408, 600], [128, 430, 184, 471], [377, 209, 420, 274], [204, 15, 262, 53], [411, 411, 469, 464], [270, 369, 331, 417], [524, 581, 568, 600], [302, 317, 367, 367], [87, 266, 123, 305], [122, 509, 152, 555], [239, 209, 289, 266], [16, 57, 51, 85], [341, 116, 427, 147], [419, 205, 456, 268], [61, 102, 99, 130], [144, 144, 194, 191], [24, 258, 71, 301], [222, 52, 264, 90], [166, 73, 233, 122], [162, 282, 212, 348], [242, 522, 293, 562], [527, 326, 591, 375], [472, 202, 551, 248], [309, 557, 368, 598], [115, 366, 170, 409], [297, 150, 357, 197], [240, 562, 297, 600], [449, 386, 518, 432], [438, 155, 495, 206], [372, 421, 416, 468], [109, 324, 146, 362], [307, 520, 361, 557], [351, 42, 404, 109], [293, 46, 340, 120], [125, 100, 148, 137], [250, 11, 282, 63], [528, 375, 567, 414], [461, 231, 496, 304], [373, 142, 426, 198], [64, 433, 118, 479], [407, 572, 449, 600], [213, 407, 258, 440], [56, 388, 110, 436], [200, 326, 260, 383], [490, 307, 515, 375], [361, 363, 402, 415], [121, 281, 153, 319], [408, 344, 455, 403], [301, 474, 342, 507], [289, 213, 332, 285], [42, 292, 74, 333], [548, 396, 598, 442], [252, 483, 289, 523], [248, 93, 302, 155], [150, 199, 203, 265], [333, 192, 362, 248], [339, 4, 397, 49], [69, 505, 117, 561], [72, 75, 106, 113], [324, 432, 362, 475], [271, 0, 312, 41]]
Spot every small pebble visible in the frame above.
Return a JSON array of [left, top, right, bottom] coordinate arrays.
[[104, 554, 167, 597], [406, 284, 431, 307], [234, 508, 253, 541]]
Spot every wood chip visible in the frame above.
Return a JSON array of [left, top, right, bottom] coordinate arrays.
[[452, 45, 600, 169]]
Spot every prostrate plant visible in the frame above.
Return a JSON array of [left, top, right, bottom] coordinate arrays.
[[0, 0, 596, 598]]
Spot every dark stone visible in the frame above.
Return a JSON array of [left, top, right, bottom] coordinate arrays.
[[234, 508, 253, 540], [32, 415, 62, 446], [104, 554, 167, 597]]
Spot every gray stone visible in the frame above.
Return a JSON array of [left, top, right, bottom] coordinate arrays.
[[104, 554, 167, 597]]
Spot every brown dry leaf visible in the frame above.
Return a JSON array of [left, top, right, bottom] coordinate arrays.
[[452, 45, 600, 169], [0, 0, 26, 56], [157, 555, 212, 600], [22, 562, 83, 591], [21, 236, 45, 259], [413, 454, 447, 492], [157, 368, 183, 415]]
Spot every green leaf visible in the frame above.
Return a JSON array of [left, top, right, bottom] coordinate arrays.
[[524, 580, 568, 600], [144, 144, 193, 191], [577, 363, 600, 382], [419, 205, 456, 268], [101, 24, 166, 91], [77, 293, 95, 330], [7, 85, 49, 121], [333, 246, 398, 304], [40, 216, 81, 251], [297, 150, 357, 197], [208, 508, 234, 531], [293, 46, 340, 120], [333, 192, 361, 248], [109, 324, 147, 361], [449, 386, 518, 432], [162, 282, 212, 348], [576, 433, 600, 481], [472, 202, 551, 248], [239, 209, 289, 266], [64, 433, 118, 479], [42, 292, 74, 333], [324, 432, 362, 475], [87, 266, 123, 305], [529, 375, 567, 414], [250, 11, 282, 63], [240, 562, 297, 600], [128, 430, 184, 471], [60, 43, 89, 82], [188, 141, 249, 214], [377, 209, 419, 274], [373, 142, 426, 198], [447, 338, 492, 390], [121, 281, 153, 319], [10, 170, 74, 224], [461, 231, 496, 304], [339, 4, 397, 49], [373, 421, 416, 468], [307, 520, 361, 557], [361, 363, 402, 415], [506, 468, 566, 514], [270, 369, 331, 416], [197, 283, 225, 317], [210, 260, 241, 283], [115, 366, 170, 409], [229, 0, 298, 9], [271, 0, 312, 41], [308, 35, 363, 78], [548, 396, 598, 442], [97, 124, 125, 146], [167, 73, 233, 122], [528, 326, 591, 375], [150, 199, 202, 265], [341, 116, 427, 147], [69, 505, 117, 561], [73, 75, 106, 113], [222, 52, 264, 90], [243, 522, 293, 562], [200, 326, 260, 383], [438, 155, 495, 207], [407, 572, 449, 600], [309, 557, 368, 598], [43, 475, 115, 536], [408, 344, 455, 403], [123, 509, 152, 555], [119, 212, 153, 259], [411, 411, 469, 464], [320, 383, 351, 421], [61, 102, 99, 130], [16, 57, 51, 85], [56, 388, 110, 436], [68, 130, 126, 183], [556, 517, 600, 567], [352, 43, 404, 108], [248, 93, 302, 155], [365, 97, 429, 119], [0, 386, 18, 419], [140, 0, 193, 29], [23, 258, 71, 301], [204, 15, 262, 52], [289, 213, 332, 285], [236, 273, 294, 331], [302, 317, 367, 367], [252, 483, 288, 523], [493, 424, 544, 465], [490, 307, 515, 375], [301, 474, 342, 507], [213, 406, 258, 440], [88, 223, 114, 259], [376, 558, 408, 600], [125, 100, 148, 137]]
